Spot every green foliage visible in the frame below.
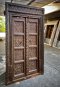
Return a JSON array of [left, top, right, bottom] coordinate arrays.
[[0, 16, 5, 32]]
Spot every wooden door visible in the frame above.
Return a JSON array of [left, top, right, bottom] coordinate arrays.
[[26, 18, 39, 75], [6, 16, 27, 84], [6, 16, 44, 84], [6, 2, 44, 85], [12, 17, 26, 79]]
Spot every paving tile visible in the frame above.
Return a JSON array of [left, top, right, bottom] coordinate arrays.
[[0, 45, 60, 87]]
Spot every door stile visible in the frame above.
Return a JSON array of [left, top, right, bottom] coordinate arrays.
[[25, 18, 29, 75], [38, 17, 44, 74]]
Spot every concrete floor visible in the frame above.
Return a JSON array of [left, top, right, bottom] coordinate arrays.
[[0, 44, 60, 87]]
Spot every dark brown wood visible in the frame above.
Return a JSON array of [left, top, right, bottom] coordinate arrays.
[[26, 18, 39, 75], [5, 2, 44, 85]]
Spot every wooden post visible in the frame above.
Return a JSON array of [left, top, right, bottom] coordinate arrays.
[[49, 20, 59, 46], [53, 21, 60, 47], [44, 25, 47, 41]]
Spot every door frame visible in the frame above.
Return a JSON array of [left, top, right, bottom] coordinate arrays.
[[5, 2, 44, 85]]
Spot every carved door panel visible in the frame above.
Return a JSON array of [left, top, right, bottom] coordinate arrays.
[[26, 18, 39, 75], [12, 17, 26, 79], [6, 16, 27, 84]]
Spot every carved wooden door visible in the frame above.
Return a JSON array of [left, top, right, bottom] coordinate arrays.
[[6, 16, 27, 84], [26, 18, 39, 75], [6, 2, 44, 85], [12, 17, 26, 79]]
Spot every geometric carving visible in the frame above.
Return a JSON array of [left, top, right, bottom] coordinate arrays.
[[29, 48, 37, 58], [14, 21, 24, 33], [14, 49, 24, 61], [29, 60, 37, 71], [14, 36, 24, 47], [29, 36, 37, 45], [14, 63, 24, 75], [29, 22, 37, 33]]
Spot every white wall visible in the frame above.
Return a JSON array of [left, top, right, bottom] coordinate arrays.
[[0, 33, 5, 56], [43, 3, 60, 14]]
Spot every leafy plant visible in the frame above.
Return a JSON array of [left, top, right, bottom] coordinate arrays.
[[0, 16, 5, 32]]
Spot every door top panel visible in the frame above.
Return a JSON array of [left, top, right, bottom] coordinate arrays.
[[5, 2, 44, 16]]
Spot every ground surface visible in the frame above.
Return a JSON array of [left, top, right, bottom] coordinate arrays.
[[0, 44, 60, 87]]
